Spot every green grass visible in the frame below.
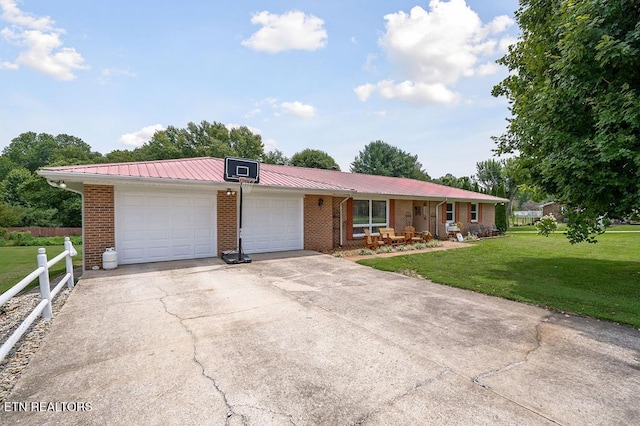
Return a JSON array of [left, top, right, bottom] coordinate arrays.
[[0, 245, 83, 294], [358, 232, 640, 328], [508, 223, 639, 233]]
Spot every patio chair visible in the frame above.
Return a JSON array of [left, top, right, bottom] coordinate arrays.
[[378, 227, 407, 246], [363, 229, 385, 250], [403, 226, 424, 244], [488, 224, 501, 236], [478, 224, 489, 237], [468, 224, 480, 237]]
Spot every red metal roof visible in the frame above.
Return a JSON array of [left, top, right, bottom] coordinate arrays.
[[40, 157, 507, 202]]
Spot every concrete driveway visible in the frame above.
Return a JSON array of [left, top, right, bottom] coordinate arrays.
[[4, 251, 640, 425]]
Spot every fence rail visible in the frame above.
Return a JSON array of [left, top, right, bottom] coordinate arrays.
[[0, 237, 78, 363]]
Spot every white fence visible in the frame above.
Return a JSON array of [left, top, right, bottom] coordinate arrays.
[[0, 237, 78, 362]]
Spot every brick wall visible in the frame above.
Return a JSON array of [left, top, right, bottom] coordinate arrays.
[[304, 195, 334, 252], [393, 199, 413, 231], [481, 203, 496, 228], [83, 184, 115, 270], [217, 190, 237, 255]]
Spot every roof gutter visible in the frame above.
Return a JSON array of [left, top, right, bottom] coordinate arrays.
[[46, 179, 83, 195]]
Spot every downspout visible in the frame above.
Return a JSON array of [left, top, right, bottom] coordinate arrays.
[[339, 196, 351, 247], [435, 199, 447, 239]]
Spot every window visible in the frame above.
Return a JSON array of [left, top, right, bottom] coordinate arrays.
[[470, 203, 478, 222], [353, 199, 388, 236], [446, 203, 455, 222]]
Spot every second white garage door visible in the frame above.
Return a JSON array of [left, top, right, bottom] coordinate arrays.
[[241, 194, 303, 254]]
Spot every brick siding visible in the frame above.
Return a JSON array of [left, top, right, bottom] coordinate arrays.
[[304, 195, 333, 252], [83, 184, 115, 270], [217, 190, 237, 255]]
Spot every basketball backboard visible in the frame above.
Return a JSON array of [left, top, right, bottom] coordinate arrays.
[[224, 157, 260, 183]]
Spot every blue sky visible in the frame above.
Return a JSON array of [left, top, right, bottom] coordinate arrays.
[[0, 0, 520, 178]]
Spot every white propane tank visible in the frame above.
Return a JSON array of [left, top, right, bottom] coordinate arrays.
[[102, 247, 118, 270]]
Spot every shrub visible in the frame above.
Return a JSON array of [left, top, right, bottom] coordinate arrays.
[[536, 214, 558, 237], [464, 233, 479, 242], [19, 236, 83, 246], [375, 246, 393, 254], [359, 248, 376, 255], [8, 231, 33, 246]]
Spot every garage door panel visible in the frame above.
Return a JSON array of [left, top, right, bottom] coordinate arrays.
[[116, 189, 216, 264], [242, 195, 302, 254]]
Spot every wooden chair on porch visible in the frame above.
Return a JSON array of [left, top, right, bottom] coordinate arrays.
[[403, 226, 424, 244], [363, 229, 385, 250], [378, 228, 407, 246]]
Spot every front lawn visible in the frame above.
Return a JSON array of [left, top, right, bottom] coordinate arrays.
[[0, 245, 83, 294], [358, 232, 640, 328]]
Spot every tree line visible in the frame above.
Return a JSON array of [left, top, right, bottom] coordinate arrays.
[[0, 121, 519, 229]]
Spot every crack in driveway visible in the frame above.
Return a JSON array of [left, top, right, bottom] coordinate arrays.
[[156, 286, 247, 426], [352, 368, 451, 425], [473, 314, 550, 389]]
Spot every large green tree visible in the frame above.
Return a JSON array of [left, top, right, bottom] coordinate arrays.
[[2, 132, 103, 172], [290, 149, 340, 170], [134, 121, 264, 161], [262, 149, 290, 165], [492, 0, 640, 242], [350, 140, 430, 181]]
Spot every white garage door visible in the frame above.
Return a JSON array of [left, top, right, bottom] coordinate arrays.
[[242, 194, 303, 254], [116, 188, 216, 264]]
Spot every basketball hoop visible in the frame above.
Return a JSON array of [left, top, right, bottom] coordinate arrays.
[[221, 157, 260, 264], [238, 177, 256, 194]]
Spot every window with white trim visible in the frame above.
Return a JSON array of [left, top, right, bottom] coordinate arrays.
[[353, 199, 388, 237], [446, 202, 455, 222], [470, 203, 478, 222]]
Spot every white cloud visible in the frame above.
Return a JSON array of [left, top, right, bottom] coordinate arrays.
[[243, 108, 262, 118], [242, 10, 327, 53], [499, 35, 518, 53], [0, 0, 88, 80], [354, 83, 376, 102], [280, 101, 316, 118], [363, 53, 377, 72], [475, 61, 500, 76], [0, 59, 17, 69], [263, 138, 277, 151], [227, 123, 262, 135], [355, 0, 514, 105], [118, 124, 165, 147], [0, 0, 53, 30]]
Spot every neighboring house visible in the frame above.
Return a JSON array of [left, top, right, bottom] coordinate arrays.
[[38, 157, 508, 270], [542, 202, 565, 222]]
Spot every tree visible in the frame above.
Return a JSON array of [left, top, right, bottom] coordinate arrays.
[[0, 203, 24, 227], [493, 185, 508, 232], [2, 132, 102, 171], [475, 159, 504, 192], [350, 140, 430, 181], [290, 149, 340, 170], [492, 0, 640, 243], [262, 149, 290, 165], [475, 158, 520, 227], [432, 173, 472, 189], [134, 121, 264, 161]]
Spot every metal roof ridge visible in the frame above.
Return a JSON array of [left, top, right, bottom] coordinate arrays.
[[40, 156, 217, 171]]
